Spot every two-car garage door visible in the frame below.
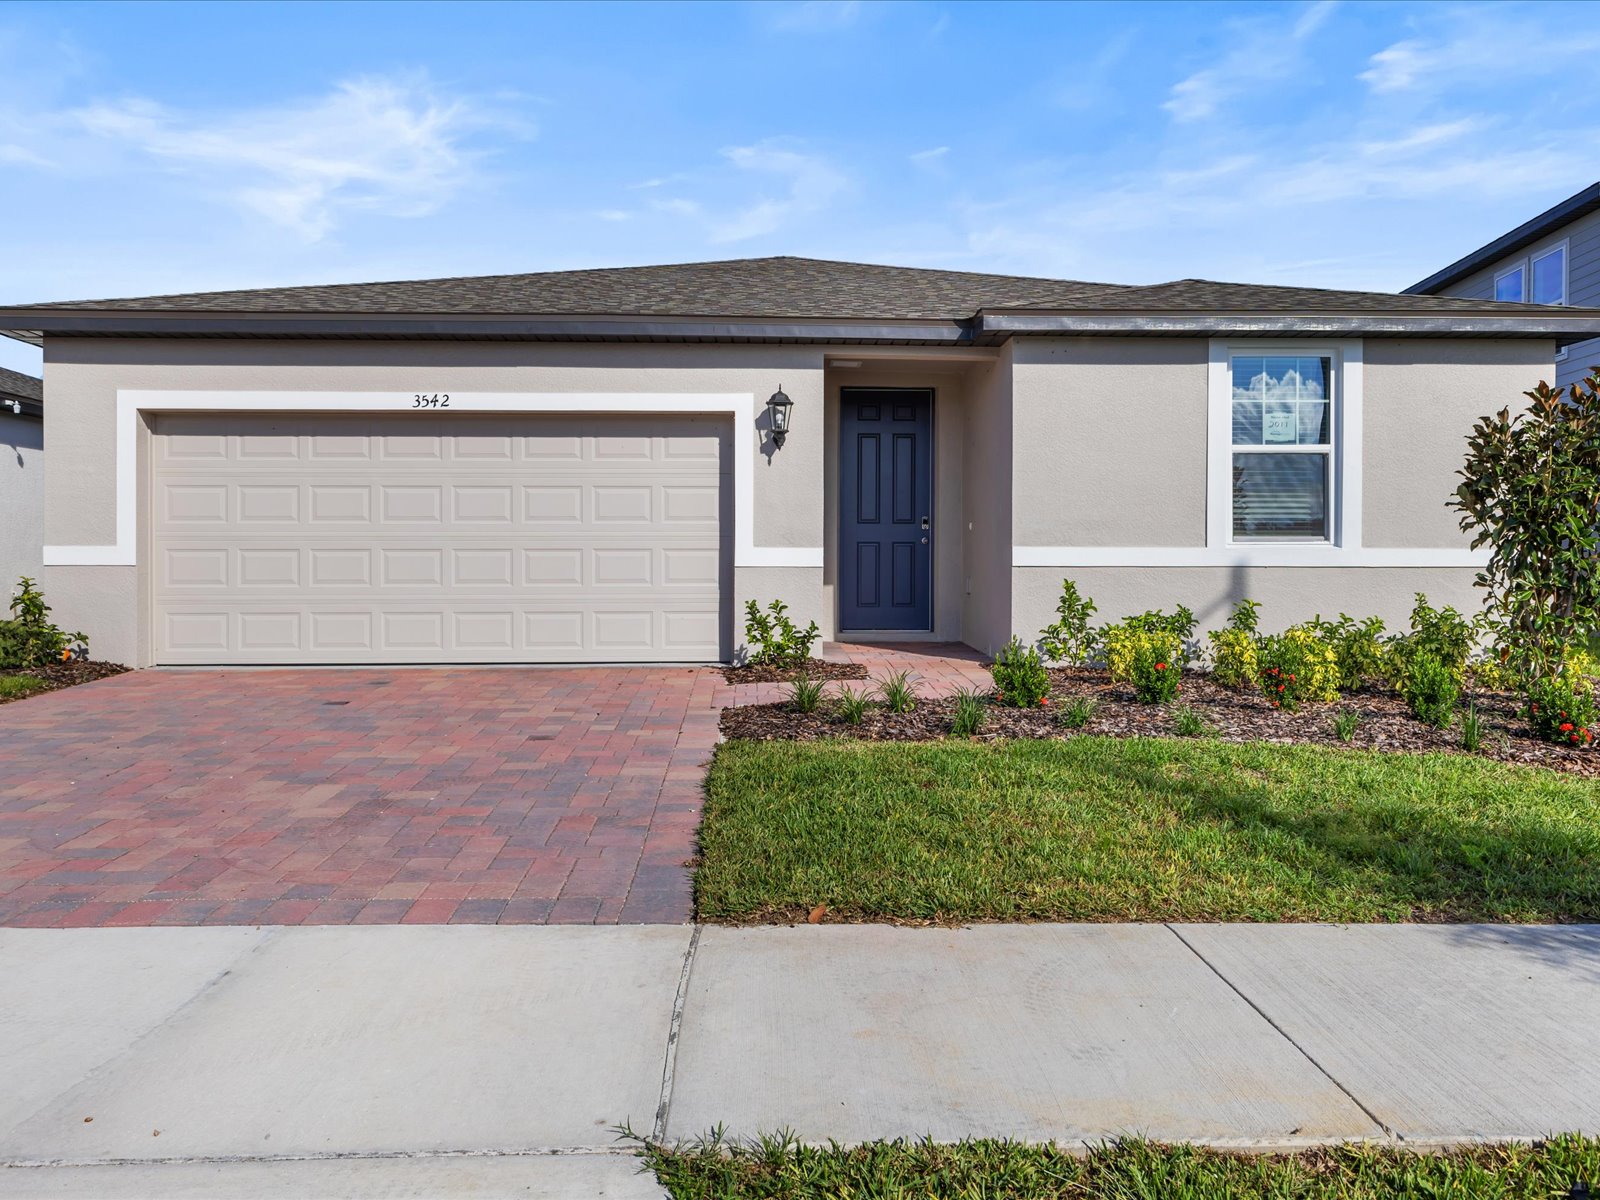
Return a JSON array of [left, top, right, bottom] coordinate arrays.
[[151, 413, 729, 664]]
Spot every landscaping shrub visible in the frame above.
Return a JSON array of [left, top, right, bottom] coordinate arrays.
[[0, 577, 87, 669], [1401, 649, 1459, 728], [1308, 613, 1390, 691], [1452, 370, 1600, 685], [1101, 605, 1197, 681], [990, 636, 1050, 708], [1173, 705, 1207, 736], [877, 670, 917, 714], [1129, 636, 1181, 704], [787, 676, 825, 714], [1527, 670, 1598, 748], [1055, 696, 1096, 729], [1256, 627, 1340, 711], [948, 688, 987, 738], [741, 599, 819, 668], [1388, 593, 1475, 685], [1330, 709, 1361, 742], [836, 687, 869, 725], [1206, 599, 1260, 689], [1036, 578, 1098, 665]]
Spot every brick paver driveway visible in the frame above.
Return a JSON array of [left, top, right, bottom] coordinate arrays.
[[0, 667, 743, 927]]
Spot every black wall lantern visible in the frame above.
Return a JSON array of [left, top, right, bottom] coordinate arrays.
[[766, 386, 794, 448]]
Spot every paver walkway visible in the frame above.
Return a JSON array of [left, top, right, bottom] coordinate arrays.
[[0, 644, 981, 927]]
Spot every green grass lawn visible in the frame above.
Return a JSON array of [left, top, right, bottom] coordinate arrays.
[[644, 1135, 1600, 1199], [0, 674, 49, 701], [697, 737, 1600, 923]]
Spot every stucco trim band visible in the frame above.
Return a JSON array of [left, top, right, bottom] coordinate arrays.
[[1011, 546, 1487, 567], [42, 390, 825, 570]]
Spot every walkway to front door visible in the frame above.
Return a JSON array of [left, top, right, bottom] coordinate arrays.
[[0, 645, 990, 927]]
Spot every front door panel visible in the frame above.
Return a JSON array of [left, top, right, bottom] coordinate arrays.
[[839, 389, 932, 630]]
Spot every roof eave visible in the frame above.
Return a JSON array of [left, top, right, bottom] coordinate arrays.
[[0, 310, 982, 347], [1403, 182, 1600, 295], [978, 309, 1600, 344]]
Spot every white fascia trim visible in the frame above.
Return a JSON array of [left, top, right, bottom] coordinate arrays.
[[1013, 546, 1488, 568], [43, 390, 824, 570]]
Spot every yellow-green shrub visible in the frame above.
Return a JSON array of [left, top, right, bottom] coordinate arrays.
[[1208, 629, 1257, 689], [1106, 628, 1183, 684], [1257, 626, 1341, 709]]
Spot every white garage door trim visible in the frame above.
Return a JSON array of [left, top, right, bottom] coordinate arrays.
[[43, 390, 825, 570]]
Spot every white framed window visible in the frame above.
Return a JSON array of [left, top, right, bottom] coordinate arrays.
[[1532, 242, 1568, 306], [1495, 262, 1527, 303], [1227, 354, 1334, 542], [1207, 340, 1361, 558]]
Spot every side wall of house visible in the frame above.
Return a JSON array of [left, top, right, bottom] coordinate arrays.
[[961, 343, 1014, 657], [41, 338, 828, 666], [1007, 336, 1552, 644], [0, 411, 44, 591], [1437, 205, 1600, 392]]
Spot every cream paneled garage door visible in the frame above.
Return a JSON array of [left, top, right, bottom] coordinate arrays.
[[151, 413, 730, 664]]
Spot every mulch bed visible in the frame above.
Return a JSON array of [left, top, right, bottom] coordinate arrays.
[[720, 660, 869, 685], [0, 659, 129, 704], [719, 665, 1600, 778]]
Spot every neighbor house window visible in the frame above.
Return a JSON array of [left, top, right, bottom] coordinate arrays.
[[1531, 244, 1567, 306], [1229, 355, 1333, 541], [1495, 263, 1526, 303]]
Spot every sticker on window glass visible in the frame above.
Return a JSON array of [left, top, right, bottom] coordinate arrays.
[[1263, 404, 1297, 443]]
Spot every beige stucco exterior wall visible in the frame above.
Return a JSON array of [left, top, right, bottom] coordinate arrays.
[[0, 413, 44, 589], [42, 338, 827, 666], [823, 362, 970, 644], [1012, 566, 1485, 641], [961, 343, 1014, 657], [1362, 338, 1553, 548], [1010, 337, 1207, 548]]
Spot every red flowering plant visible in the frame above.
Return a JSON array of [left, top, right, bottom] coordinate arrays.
[[990, 636, 1051, 708], [1130, 634, 1182, 704], [1527, 670, 1598, 748], [1255, 628, 1339, 713]]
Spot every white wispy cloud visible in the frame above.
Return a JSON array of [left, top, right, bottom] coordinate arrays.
[[1164, 0, 1336, 122], [70, 74, 528, 240], [767, 1, 861, 33], [705, 140, 849, 243], [1361, 10, 1600, 94], [909, 145, 949, 170]]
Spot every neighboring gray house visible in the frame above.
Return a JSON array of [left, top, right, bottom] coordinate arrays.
[[1, 257, 1597, 668], [0, 366, 44, 593], [1406, 181, 1600, 391]]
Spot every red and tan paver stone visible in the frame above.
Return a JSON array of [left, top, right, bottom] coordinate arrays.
[[0, 643, 985, 926]]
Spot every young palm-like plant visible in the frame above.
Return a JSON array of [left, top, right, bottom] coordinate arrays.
[[1172, 705, 1208, 737], [877, 670, 917, 714], [836, 686, 870, 725], [1330, 708, 1362, 743], [948, 687, 987, 738], [1056, 696, 1097, 729], [788, 676, 825, 714]]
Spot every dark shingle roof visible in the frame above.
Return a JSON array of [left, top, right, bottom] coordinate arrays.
[[0, 366, 41, 417], [29, 258, 1136, 322], [4, 256, 1598, 346]]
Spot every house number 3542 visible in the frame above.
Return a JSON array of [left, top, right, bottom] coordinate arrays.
[[412, 393, 450, 407]]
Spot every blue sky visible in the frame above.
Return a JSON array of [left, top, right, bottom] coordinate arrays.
[[3, 0, 1598, 375]]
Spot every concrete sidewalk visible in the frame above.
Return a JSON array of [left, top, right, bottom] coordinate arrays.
[[2, 923, 1598, 1197]]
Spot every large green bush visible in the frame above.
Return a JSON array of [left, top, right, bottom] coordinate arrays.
[[1452, 370, 1600, 685]]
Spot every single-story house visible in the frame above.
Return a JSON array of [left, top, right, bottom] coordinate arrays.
[[2, 257, 1597, 668], [0, 366, 44, 590]]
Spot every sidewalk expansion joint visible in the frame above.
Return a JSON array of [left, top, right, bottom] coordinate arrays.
[[1163, 924, 1397, 1141], [652, 923, 703, 1143]]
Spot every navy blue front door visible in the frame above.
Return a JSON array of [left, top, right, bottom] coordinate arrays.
[[839, 389, 933, 631]]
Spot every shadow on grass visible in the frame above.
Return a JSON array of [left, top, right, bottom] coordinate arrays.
[[1104, 741, 1600, 924]]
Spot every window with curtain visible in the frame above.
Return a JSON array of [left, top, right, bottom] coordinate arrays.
[[1229, 355, 1333, 541]]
